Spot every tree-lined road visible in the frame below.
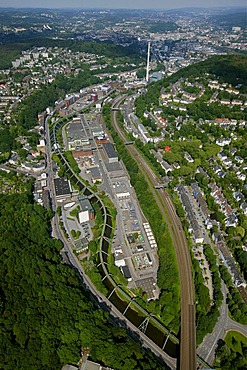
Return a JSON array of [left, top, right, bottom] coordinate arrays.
[[197, 283, 247, 365]]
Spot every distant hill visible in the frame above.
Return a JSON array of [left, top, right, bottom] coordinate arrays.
[[210, 11, 247, 30]]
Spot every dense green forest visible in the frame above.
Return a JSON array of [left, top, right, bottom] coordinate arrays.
[[0, 187, 169, 370], [173, 54, 247, 92]]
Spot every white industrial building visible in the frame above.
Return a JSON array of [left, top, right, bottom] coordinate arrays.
[[79, 210, 90, 224], [114, 246, 126, 267]]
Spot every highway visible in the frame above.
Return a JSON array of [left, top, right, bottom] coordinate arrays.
[[110, 97, 196, 370]]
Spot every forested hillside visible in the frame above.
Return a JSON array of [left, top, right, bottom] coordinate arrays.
[[0, 189, 167, 370], [171, 54, 247, 91], [136, 54, 247, 118]]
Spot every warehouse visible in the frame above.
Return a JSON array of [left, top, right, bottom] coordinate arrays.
[[54, 177, 72, 202], [103, 142, 118, 163], [105, 161, 125, 178], [67, 121, 89, 150]]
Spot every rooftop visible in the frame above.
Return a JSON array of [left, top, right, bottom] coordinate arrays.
[[103, 142, 118, 159], [105, 161, 123, 172], [54, 177, 71, 197], [79, 196, 94, 213]]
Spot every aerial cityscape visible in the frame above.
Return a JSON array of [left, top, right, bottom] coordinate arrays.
[[0, 3, 246, 370]]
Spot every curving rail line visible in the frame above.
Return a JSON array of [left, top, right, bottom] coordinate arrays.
[[110, 97, 197, 370]]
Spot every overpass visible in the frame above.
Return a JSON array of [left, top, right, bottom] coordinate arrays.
[[124, 141, 135, 145]]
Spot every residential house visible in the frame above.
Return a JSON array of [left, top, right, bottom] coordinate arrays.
[[240, 202, 247, 215]]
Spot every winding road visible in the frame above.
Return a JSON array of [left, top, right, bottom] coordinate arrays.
[[197, 282, 247, 365]]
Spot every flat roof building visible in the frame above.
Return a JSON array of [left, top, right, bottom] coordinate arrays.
[[62, 366, 78, 370], [105, 161, 125, 178], [92, 126, 105, 137], [112, 181, 130, 199], [78, 197, 94, 223], [121, 265, 132, 281], [103, 142, 118, 163], [62, 360, 114, 370], [73, 149, 93, 158], [89, 167, 102, 183], [67, 121, 90, 150], [54, 177, 71, 201]]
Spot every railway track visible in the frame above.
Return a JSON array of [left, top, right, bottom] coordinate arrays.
[[110, 98, 196, 370]]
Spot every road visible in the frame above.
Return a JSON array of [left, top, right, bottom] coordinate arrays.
[[46, 96, 246, 369], [46, 113, 177, 370], [57, 221, 177, 370], [197, 282, 247, 365], [110, 97, 196, 370], [0, 163, 40, 177], [44, 114, 58, 212]]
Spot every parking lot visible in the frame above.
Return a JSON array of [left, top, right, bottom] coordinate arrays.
[[110, 179, 159, 299]]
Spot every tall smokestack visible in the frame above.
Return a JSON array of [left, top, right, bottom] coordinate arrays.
[[146, 41, 150, 83]]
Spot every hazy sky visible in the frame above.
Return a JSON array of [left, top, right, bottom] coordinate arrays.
[[0, 0, 245, 9]]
